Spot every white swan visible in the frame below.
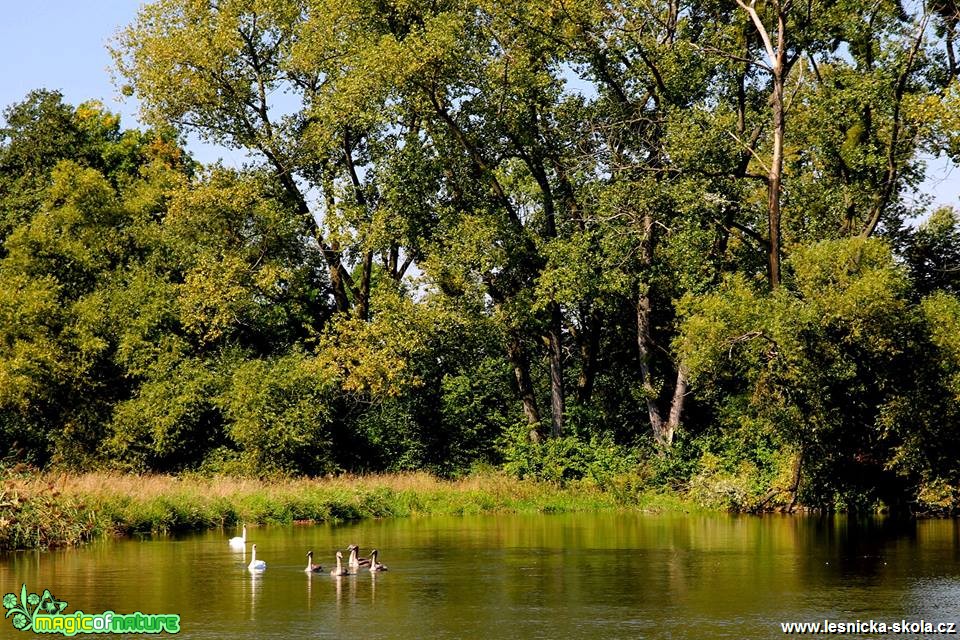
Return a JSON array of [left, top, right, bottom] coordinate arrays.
[[330, 550, 349, 576], [368, 549, 388, 572], [248, 543, 266, 571], [304, 551, 323, 573], [228, 525, 247, 550], [347, 544, 371, 571]]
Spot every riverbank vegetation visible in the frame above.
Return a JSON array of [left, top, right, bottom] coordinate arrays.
[[0, 470, 700, 550], [1, 0, 960, 533]]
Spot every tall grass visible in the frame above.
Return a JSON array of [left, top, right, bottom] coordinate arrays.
[[0, 471, 698, 550]]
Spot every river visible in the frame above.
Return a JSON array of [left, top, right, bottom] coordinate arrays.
[[3, 513, 960, 638]]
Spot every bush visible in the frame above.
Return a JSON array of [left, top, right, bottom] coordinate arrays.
[[501, 425, 638, 487], [219, 353, 338, 475], [913, 477, 959, 515]]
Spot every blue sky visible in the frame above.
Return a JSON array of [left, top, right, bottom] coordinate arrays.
[[2, 2, 140, 128], [0, 1, 957, 211], [0, 1, 242, 167]]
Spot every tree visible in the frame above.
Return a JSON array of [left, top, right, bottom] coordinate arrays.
[[678, 237, 960, 508], [0, 0, 952, 507], [113, 0, 381, 318], [902, 207, 960, 297]]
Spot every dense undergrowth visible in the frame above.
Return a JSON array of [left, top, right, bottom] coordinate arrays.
[[6, 425, 952, 551], [0, 469, 703, 551], [9, 420, 947, 551]]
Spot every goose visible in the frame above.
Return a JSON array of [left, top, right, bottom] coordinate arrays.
[[347, 544, 372, 571], [304, 551, 323, 573], [368, 549, 388, 572], [248, 543, 266, 571], [228, 525, 247, 549], [330, 550, 350, 576]]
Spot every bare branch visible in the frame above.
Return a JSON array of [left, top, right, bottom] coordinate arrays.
[[693, 43, 772, 72], [860, 12, 930, 238], [727, 130, 771, 174], [736, 0, 777, 67]]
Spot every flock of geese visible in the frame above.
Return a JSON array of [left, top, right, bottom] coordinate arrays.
[[228, 525, 389, 575]]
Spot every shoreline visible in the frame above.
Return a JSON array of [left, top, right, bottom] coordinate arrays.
[[0, 471, 700, 551]]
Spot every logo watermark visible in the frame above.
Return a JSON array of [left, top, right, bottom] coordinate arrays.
[[3, 585, 180, 635]]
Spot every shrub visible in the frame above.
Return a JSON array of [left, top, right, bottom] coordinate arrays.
[[501, 425, 638, 488]]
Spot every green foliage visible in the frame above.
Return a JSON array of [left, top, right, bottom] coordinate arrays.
[[438, 356, 516, 469], [923, 291, 960, 399], [0, 471, 637, 550], [684, 428, 798, 511], [902, 207, 960, 297], [679, 237, 960, 509], [501, 426, 638, 488], [108, 356, 227, 471], [0, 0, 956, 514], [219, 353, 338, 475]]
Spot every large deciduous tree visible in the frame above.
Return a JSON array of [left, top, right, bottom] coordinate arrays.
[[0, 0, 953, 508]]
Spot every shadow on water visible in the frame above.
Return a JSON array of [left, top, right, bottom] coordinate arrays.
[[807, 514, 918, 575]]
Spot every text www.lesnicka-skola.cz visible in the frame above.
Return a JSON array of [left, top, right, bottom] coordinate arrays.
[[781, 620, 958, 635]]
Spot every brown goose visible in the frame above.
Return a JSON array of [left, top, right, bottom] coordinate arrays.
[[330, 550, 350, 576], [368, 549, 388, 572], [347, 544, 372, 571], [304, 551, 323, 573]]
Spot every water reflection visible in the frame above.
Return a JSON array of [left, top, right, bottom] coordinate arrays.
[[333, 575, 343, 614], [247, 570, 261, 621], [1, 514, 959, 639]]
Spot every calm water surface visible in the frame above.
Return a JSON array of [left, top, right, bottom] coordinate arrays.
[[2, 513, 960, 639]]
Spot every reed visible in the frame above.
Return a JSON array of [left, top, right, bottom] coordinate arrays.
[[0, 471, 698, 550]]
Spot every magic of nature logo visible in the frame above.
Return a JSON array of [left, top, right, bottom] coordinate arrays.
[[3, 584, 180, 635]]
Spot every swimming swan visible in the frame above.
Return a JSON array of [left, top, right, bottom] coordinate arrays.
[[228, 525, 247, 549], [368, 549, 388, 572], [330, 550, 350, 576], [304, 551, 323, 573], [248, 543, 266, 571], [347, 544, 372, 571]]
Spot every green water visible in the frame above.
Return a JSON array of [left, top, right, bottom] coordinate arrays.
[[3, 513, 960, 638]]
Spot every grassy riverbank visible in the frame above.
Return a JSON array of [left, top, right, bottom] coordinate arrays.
[[0, 471, 697, 551]]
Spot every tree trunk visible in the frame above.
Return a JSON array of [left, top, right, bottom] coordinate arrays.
[[663, 367, 688, 446], [387, 245, 399, 280], [767, 14, 787, 290], [768, 85, 784, 289], [946, 19, 958, 81], [575, 305, 601, 406], [737, 0, 789, 289], [355, 250, 373, 321], [636, 202, 675, 448], [507, 332, 542, 443], [318, 174, 355, 314], [787, 449, 804, 512], [636, 290, 665, 444], [859, 17, 927, 238], [547, 302, 565, 437], [637, 288, 687, 449], [327, 241, 351, 313]]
